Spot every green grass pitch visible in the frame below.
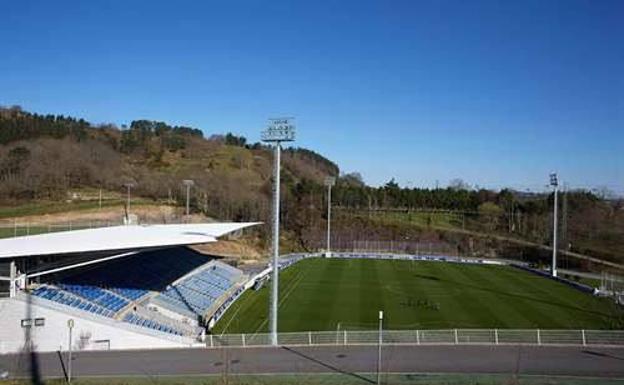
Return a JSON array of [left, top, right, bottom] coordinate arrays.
[[213, 258, 624, 334]]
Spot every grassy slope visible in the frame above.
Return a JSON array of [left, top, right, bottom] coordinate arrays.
[[213, 258, 624, 334]]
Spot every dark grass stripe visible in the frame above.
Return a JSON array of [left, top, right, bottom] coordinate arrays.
[[433, 263, 519, 328], [446, 265, 544, 328], [465, 265, 572, 328], [493, 267, 620, 328]]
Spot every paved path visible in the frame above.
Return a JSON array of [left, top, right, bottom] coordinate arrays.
[[2, 345, 624, 380]]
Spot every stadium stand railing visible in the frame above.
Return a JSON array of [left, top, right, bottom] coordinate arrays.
[[207, 329, 624, 348]]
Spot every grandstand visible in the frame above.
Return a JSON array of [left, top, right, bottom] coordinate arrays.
[[0, 223, 256, 353]]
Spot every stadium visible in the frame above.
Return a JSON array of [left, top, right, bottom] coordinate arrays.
[[1, 223, 623, 354], [0, 218, 624, 384]]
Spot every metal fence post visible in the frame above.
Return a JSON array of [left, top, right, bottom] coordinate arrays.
[[537, 329, 541, 345], [343, 330, 347, 345], [454, 329, 458, 344], [581, 330, 586, 346], [495, 329, 499, 345], [242, 334, 246, 347], [210, 334, 213, 348], [416, 330, 420, 345], [308, 331, 312, 346]]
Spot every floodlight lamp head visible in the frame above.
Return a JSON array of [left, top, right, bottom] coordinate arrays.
[[262, 117, 296, 143], [324, 176, 336, 187], [182, 179, 195, 187], [549, 173, 558, 187]]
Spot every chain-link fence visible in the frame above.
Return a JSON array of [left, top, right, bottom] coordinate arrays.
[[208, 329, 624, 348]]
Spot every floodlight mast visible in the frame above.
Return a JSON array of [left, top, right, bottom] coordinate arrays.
[[550, 173, 559, 277], [262, 117, 295, 346], [325, 177, 336, 258]]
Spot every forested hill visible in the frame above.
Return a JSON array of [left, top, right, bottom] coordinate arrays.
[[1, 106, 622, 262]]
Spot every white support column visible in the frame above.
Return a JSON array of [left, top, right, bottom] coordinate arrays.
[[9, 261, 16, 298]]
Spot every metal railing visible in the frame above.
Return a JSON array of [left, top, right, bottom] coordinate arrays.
[[208, 329, 624, 348]]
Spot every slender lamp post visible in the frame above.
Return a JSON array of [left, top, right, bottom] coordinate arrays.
[[550, 173, 559, 277], [325, 177, 336, 257], [262, 117, 295, 346], [377, 310, 383, 385], [182, 179, 195, 218], [67, 318, 74, 384]]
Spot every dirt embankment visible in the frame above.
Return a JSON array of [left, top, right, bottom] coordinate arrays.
[[193, 239, 266, 264], [0, 204, 204, 225]]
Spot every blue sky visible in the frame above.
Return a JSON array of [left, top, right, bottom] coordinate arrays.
[[1, 0, 623, 192]]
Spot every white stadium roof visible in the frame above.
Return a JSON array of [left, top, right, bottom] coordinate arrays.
[[0, 222, 259, 259]]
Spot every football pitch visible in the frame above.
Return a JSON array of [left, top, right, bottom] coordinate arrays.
[[213, 258, 624, 334]]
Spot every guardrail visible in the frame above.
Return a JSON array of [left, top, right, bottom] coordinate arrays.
[[207, 329, 624, 348]]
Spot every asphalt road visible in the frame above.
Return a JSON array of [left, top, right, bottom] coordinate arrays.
[[2, 345, 624, 380]]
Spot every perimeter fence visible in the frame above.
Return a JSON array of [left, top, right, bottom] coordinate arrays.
[[208, 329, 624, 348]]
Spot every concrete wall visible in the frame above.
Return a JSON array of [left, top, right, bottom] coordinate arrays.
[[0, 297, 200, 354]]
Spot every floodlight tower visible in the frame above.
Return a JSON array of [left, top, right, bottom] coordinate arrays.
[[550, 173, 559, 277], [262, 117, 295, 346], [325, 176, 336, 258], [182, 179, 195, 218]]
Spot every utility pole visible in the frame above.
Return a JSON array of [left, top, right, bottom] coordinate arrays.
[[262, 117, 295, 346], [325, 177, 336, 257], [550, 173, 559, 277], [182, 180, 195, 219]]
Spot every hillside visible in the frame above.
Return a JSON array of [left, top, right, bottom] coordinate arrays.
[[0, 106, 337, 239], [1, 106, 623, 268]]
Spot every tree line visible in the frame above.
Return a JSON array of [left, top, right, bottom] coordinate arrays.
[[1, 106, 621, 262]]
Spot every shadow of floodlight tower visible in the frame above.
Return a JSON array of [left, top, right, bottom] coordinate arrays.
[[261, 117, 295, 346]]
